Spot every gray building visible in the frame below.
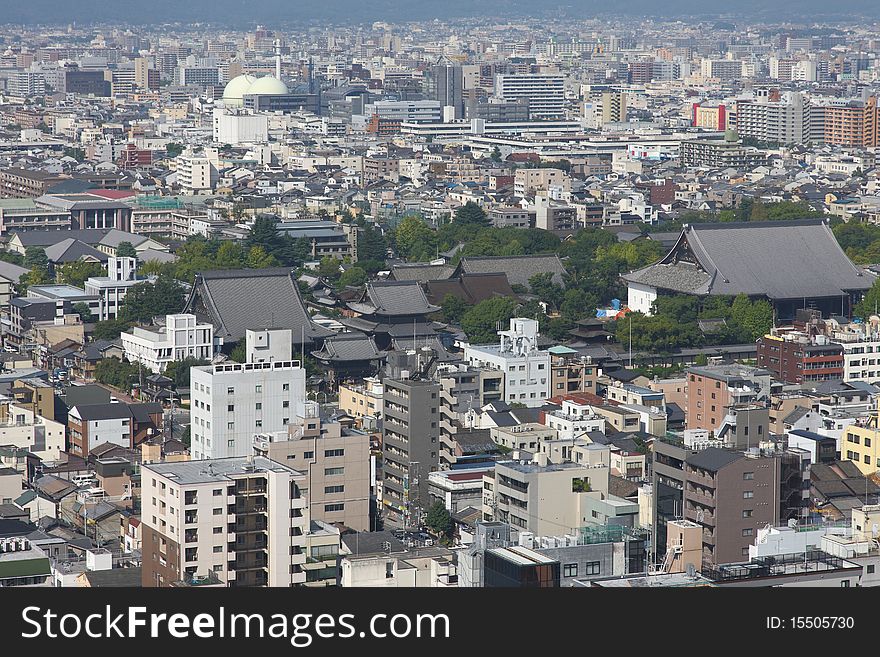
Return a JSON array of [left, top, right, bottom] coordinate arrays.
[[426, 58, 463, 119], [382, 378, 441, 529]]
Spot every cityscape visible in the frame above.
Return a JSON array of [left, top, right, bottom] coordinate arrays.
[[3, 9, 880, 592]]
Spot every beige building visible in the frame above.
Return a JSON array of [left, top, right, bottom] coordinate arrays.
[[513, 167, 570, 197], [338, 377, 383, 423], [254, 404, 372, 531], [141, 456, 309, 587], [340, 546, 457, 587]]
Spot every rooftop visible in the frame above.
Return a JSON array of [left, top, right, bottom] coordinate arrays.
[[143, 456, 302, 485]]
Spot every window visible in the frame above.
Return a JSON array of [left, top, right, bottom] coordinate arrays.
[[227, 422, 234, 430], [866, 437, 872, 448], [255, 385, 262, 393], [743, 491, 754, 499], [255, 420, 262, 428], [325, 503, 344, 512], [743, 472, 754, 480], [282, 400, 289, 408], [868, 565, 876, 574], [227, 404, 234, 412], [325, 485, 344, 494], [213, 546, 223, 553], [213, 508, 223, 515], [325, 449, 344, 458], [213, 527, 223, 534], [282, 383, 290, 391], [303, 451, 314, 459], [227, 387, 234, 395], [563, 563, 578, 577], [213, 489, 223, 496], [841, 580, 851, 588], [583, 561, 600, 576], [742, 528, 754, 537], [743, 510, 753, 518], [255, 403, 262, 410], [325, 467, 344, 476]]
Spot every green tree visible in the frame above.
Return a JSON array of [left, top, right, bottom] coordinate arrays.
[[94, 357, 139, 390], [246, 245, 279, 269], [393, 215, 437, 262], [57, 260, 104, 288], [166, 143, 184, 158], [337, 266, 367, 288], [356, 224, 388, 262], [454, 201, 489, 227], [440, 294, 469, 325], [24, 246, 49, 272], [72, 302, 94, 322], [163, 357, 209, 389], [116, 241, 138, 258], [425, 500, 452, 536], [93, 318, 133, 340], [461, 297, 519, 344], [855, 277, 880, 319], [229, 341, 247, 363], [528, 272, 564, 308], [490, 146, 502, 162], [120, 276, 185, 323]]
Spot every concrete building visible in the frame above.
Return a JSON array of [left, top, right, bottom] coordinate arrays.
[[83, 256, 148, 321], [189, 329, 307, 460], [495, 74, 565, 120], [253, 403, 371, 531], [141, 456, 308, 587], [121, 313, 215, 373], [212, 109, 269, 145], [381, 378, 441, 529], [175, 152, 219, 193], [685, 364, 773, 432], [464, 318, 551, 408]]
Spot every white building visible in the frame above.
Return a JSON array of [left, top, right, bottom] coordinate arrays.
[[544, 399, 606, 438], [121, 313, 215, 374], [212, 108, 269, 146], [494, 74, 565, 120], [84, 256, 150, 321], [175, 152, 219, 193], [839, 334, 880, 384], [189, 328, 307, 460], [0, 403, 65, 462], [464, 318, 551, 407], [141, 456, 308, 587]]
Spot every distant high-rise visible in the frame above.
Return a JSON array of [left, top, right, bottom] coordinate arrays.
[[426, 57, 464, 120]]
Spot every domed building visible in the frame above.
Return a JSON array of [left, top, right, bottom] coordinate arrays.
[[222, 74, 258, 107], [246, 75, 290, 96]]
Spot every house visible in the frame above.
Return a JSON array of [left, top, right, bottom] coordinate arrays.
[[67, 402, 163, 458]]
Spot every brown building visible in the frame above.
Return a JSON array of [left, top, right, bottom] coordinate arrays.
[[683, 447, 804, 565], [363, 156, 400, 184], [0, 168, 68, 199], [549, 351, 601, 396], [685, 364, 772, 432], [756, 334, 844, 384], [823, 96, 879, 148]]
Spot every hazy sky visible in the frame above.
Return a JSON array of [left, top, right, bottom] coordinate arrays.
[[3, 0, 880, 26]]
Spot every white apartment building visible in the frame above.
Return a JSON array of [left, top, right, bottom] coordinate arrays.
[[464, 318, 551, 407], [735, 91, 809, 145], [190, 329, 307, 460], [175, 152, 219, 193], [121, 313, 215, 374], [141, 456, 308, 587], [839, 334, 880, 384], [84, 256, 150, 321], [544, 400, 606, 438], [0, 402, 65, 462], [495, 74, 565, 120]]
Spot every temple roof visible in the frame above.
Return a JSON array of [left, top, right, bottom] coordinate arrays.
[[623, 220, 873, 300]]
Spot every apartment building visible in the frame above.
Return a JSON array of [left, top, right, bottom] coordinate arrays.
[[757, 333, 844, 384], [437, 363, 502, 467], [683, 447, 804, 565], [338, 376, 383, 423], [735, 92, 809, 145], [67, 402, 163, 458], [822, 96, 879, 148], [514, 168, 568, 197], [600, 91, 627, 124], [175, 152, 219, 193], [190, 329, 307, 460], [549, 350, 601, 395], [495, 74, 565, 120], [0, 401, 66, 462], [841, 399, 880, 475], [83, 256, 148, 322], [141, 456, 308, 587], [253, 403, 371, 531], [685, 364, 773, 431], [121, 313, 215, 373], [0, 168, 68, 199], [381, 378, 441, 529], [464, 318, 551, 408]]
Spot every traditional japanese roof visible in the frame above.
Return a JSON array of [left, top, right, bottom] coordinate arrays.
[[311, 333, 386, 363], [454, 253, 568, 288], [423, 272, 515, 305], [623, 220, 872, 300], [184, 268, 334, 344], [347, 280, 440, 317]]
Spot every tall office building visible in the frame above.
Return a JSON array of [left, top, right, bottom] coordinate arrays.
[[495, 73, 565, 120], [601, 91, 628, 124], [382, 378, 441, 529], [736, 91, 810, 145], [426, 57, 464, 120], [141, 456, 309, 587], [190, 328, 307, 460]]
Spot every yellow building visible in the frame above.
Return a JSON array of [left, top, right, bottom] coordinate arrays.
[[338, 377, 383, 422], [843, 400, 880, 475]]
